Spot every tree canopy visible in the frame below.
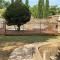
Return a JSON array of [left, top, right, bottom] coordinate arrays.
[[25, 0, 29, 8], [0, 0, 10, 8], [3, 1, 31, 31]]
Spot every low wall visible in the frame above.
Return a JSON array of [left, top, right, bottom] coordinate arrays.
[[5, 30, 41, 35], [0, 28, 58, 35], [5, 29, 57, 36], [0, 28, 5, 35]]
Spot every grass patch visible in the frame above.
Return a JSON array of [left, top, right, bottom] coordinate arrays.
[[0, 8, 5, 18], [0, 35, 57, 43]]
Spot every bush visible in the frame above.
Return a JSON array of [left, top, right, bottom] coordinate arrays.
[[3, 1, 31, 31], [0, 9, 5, 18]]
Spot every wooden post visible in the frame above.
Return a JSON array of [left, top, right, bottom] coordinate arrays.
[[3, 21, 6, 35]]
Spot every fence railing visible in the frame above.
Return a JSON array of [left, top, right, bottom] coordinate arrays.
[[0, 20, 59, 35]]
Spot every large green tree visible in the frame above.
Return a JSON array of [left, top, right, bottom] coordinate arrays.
[[20, 0, 22, 2], [30, 5, 38, 18], [25, 0, 29, 8], [3, 1, 31, 31], [0, 0, 4, 8], [49, 6, 57, 15], [4, 1, 10, 7], [38, 0, 44, 18], [0, 0, 10, 8], [42, 0, 45, 18], [38, 0, 49, 19], [11, 0, 14, 3], [45, 0, 49, 18], [57, 8, 60, 14], [16, 0, 22, 3]]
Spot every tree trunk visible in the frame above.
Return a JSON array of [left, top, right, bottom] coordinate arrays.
[[17, 25, 20, 31]]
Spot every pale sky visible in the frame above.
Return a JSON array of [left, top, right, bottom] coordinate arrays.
[[5, 0, 60, 7]]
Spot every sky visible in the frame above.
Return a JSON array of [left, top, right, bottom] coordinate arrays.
[[5, 0, 60, 7]]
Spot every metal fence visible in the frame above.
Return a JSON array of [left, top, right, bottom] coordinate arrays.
[[0, 19, 59, 35], [0, 15, 60, 35], [6, 22, 57, 31]]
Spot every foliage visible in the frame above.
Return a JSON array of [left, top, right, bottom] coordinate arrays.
[[11, 0, 14, 3], [38, 0, 49, 18], [0, 8, 5, 18], [0, 0, 10, 9], [19, 0, 22, 2], [16, 0, 22, 3], [3, 1, 31, 31], [0, 0, 4, 9], [38, 0, 44, 18], [45, 0, 49, 18], [30, 5, 38, 18], [57, 8, 60, 14], [49, 6, 57, 15], [4, 1, 10, 7], [25, 0, 29, 8], [30, 5, 60, 18]]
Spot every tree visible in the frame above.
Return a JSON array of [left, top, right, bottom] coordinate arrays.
[[4, 1, 10, 7], [45, 0, 49, 18], [42, 0, 45, 18], [3, 1, 31, 31], [38, 0, 49, 18], [38, 0, 44, 18], [0, 0, 4, 9], [19, 0, 22, 2], [49, 6, 57, 15], [25, 0, 29, 8], [0, 0, 10, 8], [57, 8, 60, 14], [30, 5, 38, 18], [11, 0, 14, 3], [16, 0, 22, 3]]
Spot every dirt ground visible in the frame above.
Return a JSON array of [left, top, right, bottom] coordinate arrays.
[[0, 41, 25, 60], [0, 36, 60, 60]]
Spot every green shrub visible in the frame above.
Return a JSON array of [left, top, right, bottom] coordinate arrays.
[[0, 9, 5, 18], [3, 1, 31, 31]]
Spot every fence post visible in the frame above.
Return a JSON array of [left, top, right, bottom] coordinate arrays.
[[40, 21, 41, 34], [3, 21, 6, 35]]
